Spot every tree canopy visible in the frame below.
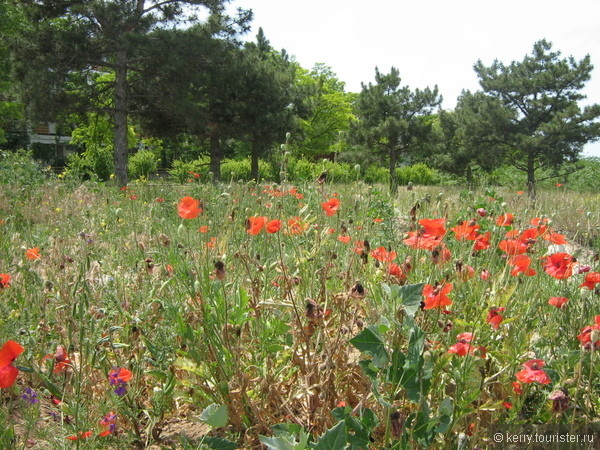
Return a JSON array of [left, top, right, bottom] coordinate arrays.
[[457, 39, 600, 198], [351, 67, 441, 190], [11, 0, 250, 185], [3, 4, 600, 192], [293, 63, 355, 160]]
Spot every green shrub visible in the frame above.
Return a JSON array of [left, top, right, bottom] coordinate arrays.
[[287, 158, 356, 183], [168, 157, 210, 183], [0, 149, 49, 187], [318, 160, 354, 183], [257, 160, 275, 181], [395, 163, 439, 185], [566, 158, 600, 190], [363, 165, 390, 185], [288, 158, 316, 182], [220, 158, 275, 182], [63, 146, 113, 181], [221, 159, 251, 181], [128, 149, 158, 180]]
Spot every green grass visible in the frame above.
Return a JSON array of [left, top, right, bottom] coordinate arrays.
[[0, 179, 599, 448]]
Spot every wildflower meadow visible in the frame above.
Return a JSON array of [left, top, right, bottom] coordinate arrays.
[[0, 175, 599, 449]]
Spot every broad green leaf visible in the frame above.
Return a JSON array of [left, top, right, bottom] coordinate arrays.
[[349, 326, 389, 368], [259, 435, 297, 450], [313, 420, 347, 449], [202, 436, 238, 449], [439, 397, 454, 417], [398, 283, 425, 318], [199, 403, 228, 428], [358, 359, 379, 381], [406, 325, 425, 369]]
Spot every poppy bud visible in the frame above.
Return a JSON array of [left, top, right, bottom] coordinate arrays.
[[390, 411, 404, 439], [548, 388, 569, 412], [350, 282, 365, 299], [214, 261, 225, 281], [305, 299, 323, 321]]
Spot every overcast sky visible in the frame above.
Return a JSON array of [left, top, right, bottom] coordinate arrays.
[[233, 0, 600, 157]]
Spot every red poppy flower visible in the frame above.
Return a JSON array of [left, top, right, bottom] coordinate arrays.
[[422, 283, 453, 310], [387, 262, 408, 281], [402, 231, 443, 250], [266, 219, 282, 234], [519, 227, 541, 245], [0, 273, 10, 288], [515, 359, 551, 384], [448, 332, 475, 356], [486, 307, 506, 329], [530, 217, 550, 226], [99, 411, 118, 437], [498, 239, 528, 255], [509, 254, 536, 276], [66, 431, 93, 441], [419, 218, 447, 238], [246, 216, 267, 235], [43, 345, 71, 373], [321, 198, 340, 216], [580, 272, 600, 290], [373, 218, 384, 223], [548, 297, 568, 308], [472, 231, 491, 251], [543, 253, 576, 279], [505, 229, 520, 238], [287, 217, 305, 235], [177, 196, 202, 219], [576, 316, 600, 350], [371, 246, 397, 263], [480, 269, 491, 281], [338, 235, 351, 244], [496, 213, 514, 226], [353, 240, 366, 255], [108, 367, 132, 386], [512, 381, 523, 395], [0, 340, 25, 388], [451, 220, 480, 241], [198, 225, 209, 233], [25, 247, 41, 260]]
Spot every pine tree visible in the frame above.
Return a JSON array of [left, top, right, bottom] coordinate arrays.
[[459, 39, 600, 199], [11, 0, 250, 186], [351, 67, 441, 191]]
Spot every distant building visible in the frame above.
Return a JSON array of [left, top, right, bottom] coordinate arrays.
[[28, 122, 76, 166], [29, 122, 72, 146]]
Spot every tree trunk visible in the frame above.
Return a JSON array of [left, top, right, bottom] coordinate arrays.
[[113, 46, 129, 187], [466, 165, 473, 189], [209, 132, 222, 182], [389, 146, 398, 193], [250, 140, 260, 182], [527, 153, 536, 201]]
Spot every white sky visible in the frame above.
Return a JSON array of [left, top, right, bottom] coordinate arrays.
[[233, 0, 600, 157]]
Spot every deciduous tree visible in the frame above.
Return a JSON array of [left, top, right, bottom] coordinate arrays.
[[293, 63, 355, 160]]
